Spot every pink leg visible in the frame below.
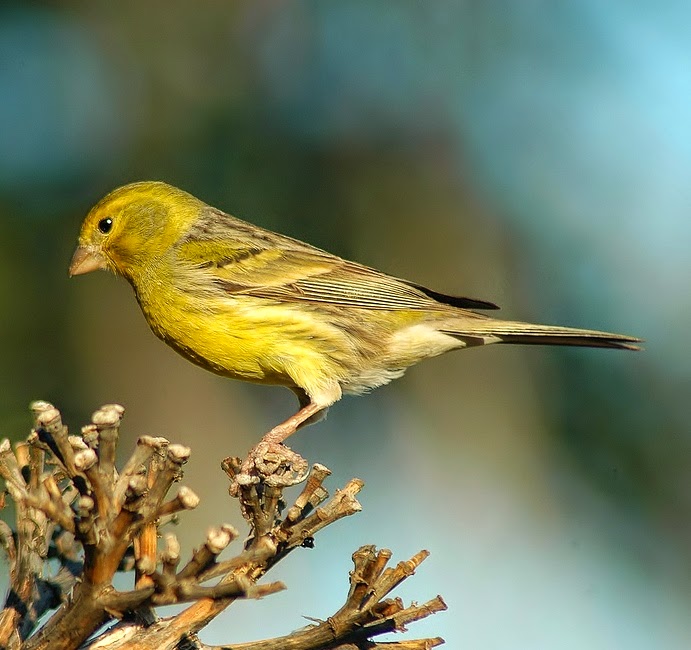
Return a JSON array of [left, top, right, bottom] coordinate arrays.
[[233, 401, 326, 489], [262, 401, 326, 445]]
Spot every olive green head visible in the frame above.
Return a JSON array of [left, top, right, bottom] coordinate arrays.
[[69, 181, 204, 280]]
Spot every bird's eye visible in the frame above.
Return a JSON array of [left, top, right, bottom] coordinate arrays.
[[98, 217, 113, 234]]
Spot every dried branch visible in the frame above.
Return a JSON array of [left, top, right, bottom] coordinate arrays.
[[198, 552, 448, 650], [0, 402, 445, 649]]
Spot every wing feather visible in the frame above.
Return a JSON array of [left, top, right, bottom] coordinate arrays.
[[176, 206, 497, 312]]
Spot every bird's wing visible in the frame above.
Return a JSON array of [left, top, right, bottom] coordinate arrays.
[[176, 207, 498, 312]]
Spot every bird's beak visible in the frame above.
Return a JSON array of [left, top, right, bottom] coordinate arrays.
[[69, 246, 107, 276]]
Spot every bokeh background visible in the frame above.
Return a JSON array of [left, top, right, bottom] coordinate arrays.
[[1, 2, 689, 648]]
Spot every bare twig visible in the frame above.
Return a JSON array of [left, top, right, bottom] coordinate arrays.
[[0, 402, 445, 650]]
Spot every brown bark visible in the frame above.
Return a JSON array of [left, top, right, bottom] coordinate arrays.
[[0, 402, 445, 649]]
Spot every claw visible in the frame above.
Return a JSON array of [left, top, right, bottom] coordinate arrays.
[[230, 441, 309, 496]]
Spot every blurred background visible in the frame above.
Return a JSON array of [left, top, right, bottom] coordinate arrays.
[[0, 1, 689, 648]]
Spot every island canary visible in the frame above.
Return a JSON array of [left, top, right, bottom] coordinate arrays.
[[70, 181, 640, 472]]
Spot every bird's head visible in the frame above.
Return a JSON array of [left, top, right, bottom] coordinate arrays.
[[69, 181, 203, 281]]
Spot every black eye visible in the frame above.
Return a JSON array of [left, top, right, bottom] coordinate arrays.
[[98, 217, 113, 234]]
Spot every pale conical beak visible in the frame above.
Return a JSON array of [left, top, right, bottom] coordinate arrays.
[[69, 246, 108, 276]]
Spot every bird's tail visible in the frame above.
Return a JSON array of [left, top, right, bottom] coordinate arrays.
[[442, 319, 642, 351]]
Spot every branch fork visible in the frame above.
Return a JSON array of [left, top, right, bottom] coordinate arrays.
[[0, 402, 445, 649]]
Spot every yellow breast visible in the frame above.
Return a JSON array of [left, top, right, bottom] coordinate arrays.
[[137, 282, 353, 397]]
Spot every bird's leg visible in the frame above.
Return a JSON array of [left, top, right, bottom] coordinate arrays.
[[262, 401, 325, 445], [231, 383, 341, 494], [236, 401, 325, 487]]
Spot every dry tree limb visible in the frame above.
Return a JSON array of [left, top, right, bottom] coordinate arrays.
[[0, 403, 67, 649], [195, 552, 447, 650], [0, 402, 446, 650]]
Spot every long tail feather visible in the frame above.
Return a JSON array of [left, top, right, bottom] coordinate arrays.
[[443, 320, 642, 351]]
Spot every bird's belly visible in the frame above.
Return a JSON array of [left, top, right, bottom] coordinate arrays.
[[137, 287, 466, 399], [139, 295, 353, 392]]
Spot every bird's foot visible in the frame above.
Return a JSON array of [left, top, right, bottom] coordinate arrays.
[[230, 439, 309, 496]]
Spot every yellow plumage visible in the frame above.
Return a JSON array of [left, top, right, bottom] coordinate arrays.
[[70, 181, 640, 469]]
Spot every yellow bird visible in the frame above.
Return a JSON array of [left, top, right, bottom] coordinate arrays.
[[70, 181, 640, 474]]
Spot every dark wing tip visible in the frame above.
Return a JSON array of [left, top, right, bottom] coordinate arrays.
[[455, 296, 501, 310], [411, 283, 500, 310]]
